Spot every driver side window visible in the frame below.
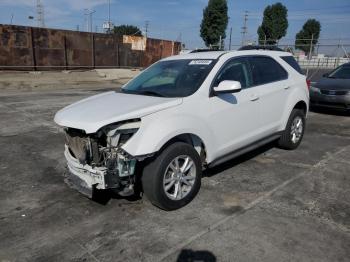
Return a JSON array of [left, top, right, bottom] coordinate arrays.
[[213, 58, 252, 89]]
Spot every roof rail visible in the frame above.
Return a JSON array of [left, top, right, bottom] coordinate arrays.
[[190, 49, 221, 53], [238, 45, 284, 52]]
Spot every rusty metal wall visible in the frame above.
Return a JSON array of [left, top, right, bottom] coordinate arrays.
[[0, 25, 32, 68], [0, 24, 181, 70], [142, 38, 181, 67]]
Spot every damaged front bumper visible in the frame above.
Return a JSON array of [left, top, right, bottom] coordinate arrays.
[[64, 144, 139, 198], [64, 145, 107, 197]]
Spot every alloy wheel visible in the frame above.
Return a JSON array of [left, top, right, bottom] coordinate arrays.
[[163, 155, 197, 200]]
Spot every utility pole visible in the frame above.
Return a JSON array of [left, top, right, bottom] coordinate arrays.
[[145, 20, 149, 38], [176, 32, 182, 43], [241, 11, 248, 46], [36, 0, 45, 28], [308, 34, 314, 60], [85, 9, 96, 33], [84, 9, 89, 32], [90, 11, 96, 33], [336, 38, 341, 67], [106, 0, 112, 33], [219, 35, 222, 50], [305, 34, 314, 78], [108, 0, 111, 27], [341, 42, 349, 59], [229, 27, 232, 50]]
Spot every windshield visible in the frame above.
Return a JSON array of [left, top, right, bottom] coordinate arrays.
[[328, 65, 350, 79], [122, 59, 216, 97]]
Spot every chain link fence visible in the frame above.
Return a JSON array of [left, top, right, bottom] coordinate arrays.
[[226, 38, 350, 81]]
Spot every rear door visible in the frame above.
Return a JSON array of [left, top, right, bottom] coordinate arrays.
[[247, 56, 290, 135]]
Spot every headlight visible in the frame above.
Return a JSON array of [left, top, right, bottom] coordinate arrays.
[[310, 86, 320, 93], [103, 120, 141, 147]]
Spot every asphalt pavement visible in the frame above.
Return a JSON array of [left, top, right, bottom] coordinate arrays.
[[0, 86, 349, 262]]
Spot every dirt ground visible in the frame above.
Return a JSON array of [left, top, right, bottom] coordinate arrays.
[[0, 80, 349, 261], [0, 69, 140, 91]]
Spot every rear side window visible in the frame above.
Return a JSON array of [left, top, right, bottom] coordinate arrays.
[[281, 56, 303, 74], [249, 56, 288, 86]]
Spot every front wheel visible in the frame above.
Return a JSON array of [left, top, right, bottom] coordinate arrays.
[[278, 109, 306, 150], [141, 142, 202, 211]]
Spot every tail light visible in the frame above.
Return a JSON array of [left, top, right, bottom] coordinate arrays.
[[306, 80, 311, 89]]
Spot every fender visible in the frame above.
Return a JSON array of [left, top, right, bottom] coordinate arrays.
[[122, 108, 216, 162], [279, 82, 309, 131]]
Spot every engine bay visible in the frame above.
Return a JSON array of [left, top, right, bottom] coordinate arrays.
[[64, 120, 141, 196]]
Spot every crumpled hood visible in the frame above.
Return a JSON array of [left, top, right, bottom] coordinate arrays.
[[54, 91, 182, 133], [315, 77, 350, 91]]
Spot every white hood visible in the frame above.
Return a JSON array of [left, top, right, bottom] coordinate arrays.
[[54, 91, 182, 133]]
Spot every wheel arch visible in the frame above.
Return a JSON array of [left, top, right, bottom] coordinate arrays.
[[280, 96, 309, 131], [158, 133, 208, 165], [293, 100, 308, 115]]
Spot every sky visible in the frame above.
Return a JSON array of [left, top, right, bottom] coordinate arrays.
[[1, 0, 350, 52]]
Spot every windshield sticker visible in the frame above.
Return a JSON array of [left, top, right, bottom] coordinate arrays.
[[189, 60, 213, 65]]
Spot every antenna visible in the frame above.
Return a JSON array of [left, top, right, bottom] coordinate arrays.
[[241, 11, 248, 46], [36, 0, 45, 28]]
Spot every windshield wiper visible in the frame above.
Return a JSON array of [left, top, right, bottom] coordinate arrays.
[[121, 89, 165, 97], [138, 90, 165, 97]]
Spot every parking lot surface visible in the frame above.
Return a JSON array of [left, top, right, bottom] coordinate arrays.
[[0, 86, 349, 262]]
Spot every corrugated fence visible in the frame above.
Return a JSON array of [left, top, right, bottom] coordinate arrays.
[[0, 24, 181, 70]]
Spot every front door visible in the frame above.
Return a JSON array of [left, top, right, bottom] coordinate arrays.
[[205, 57, 263, 160]]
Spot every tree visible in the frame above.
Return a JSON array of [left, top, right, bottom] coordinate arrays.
[[257, 2, 288, 45], [112, 25, 142, 36], [295, 19, 321, 56], [200, 0, 228, 49]]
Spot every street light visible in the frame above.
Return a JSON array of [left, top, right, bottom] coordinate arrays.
[[28, 16, 34, 27]]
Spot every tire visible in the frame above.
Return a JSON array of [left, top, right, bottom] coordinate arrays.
[[141, 142, 202, 211], [278, 109, 306, 150]]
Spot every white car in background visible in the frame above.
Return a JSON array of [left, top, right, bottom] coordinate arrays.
[[54, 48, 309, 210]]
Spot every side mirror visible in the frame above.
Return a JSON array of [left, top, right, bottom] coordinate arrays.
[[213, 80, 242, 94], [322, 73, 329, 77]]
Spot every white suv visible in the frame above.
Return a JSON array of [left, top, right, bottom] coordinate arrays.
[[54, 49, 309, 210]]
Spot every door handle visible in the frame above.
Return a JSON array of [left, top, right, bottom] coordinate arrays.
[[249, 95, 259, 101], [284, 86, 291, 90]]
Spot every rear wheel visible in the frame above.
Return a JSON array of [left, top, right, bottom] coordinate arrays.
[[278, 109, 306, 150], [141, 142, 202, 210]]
